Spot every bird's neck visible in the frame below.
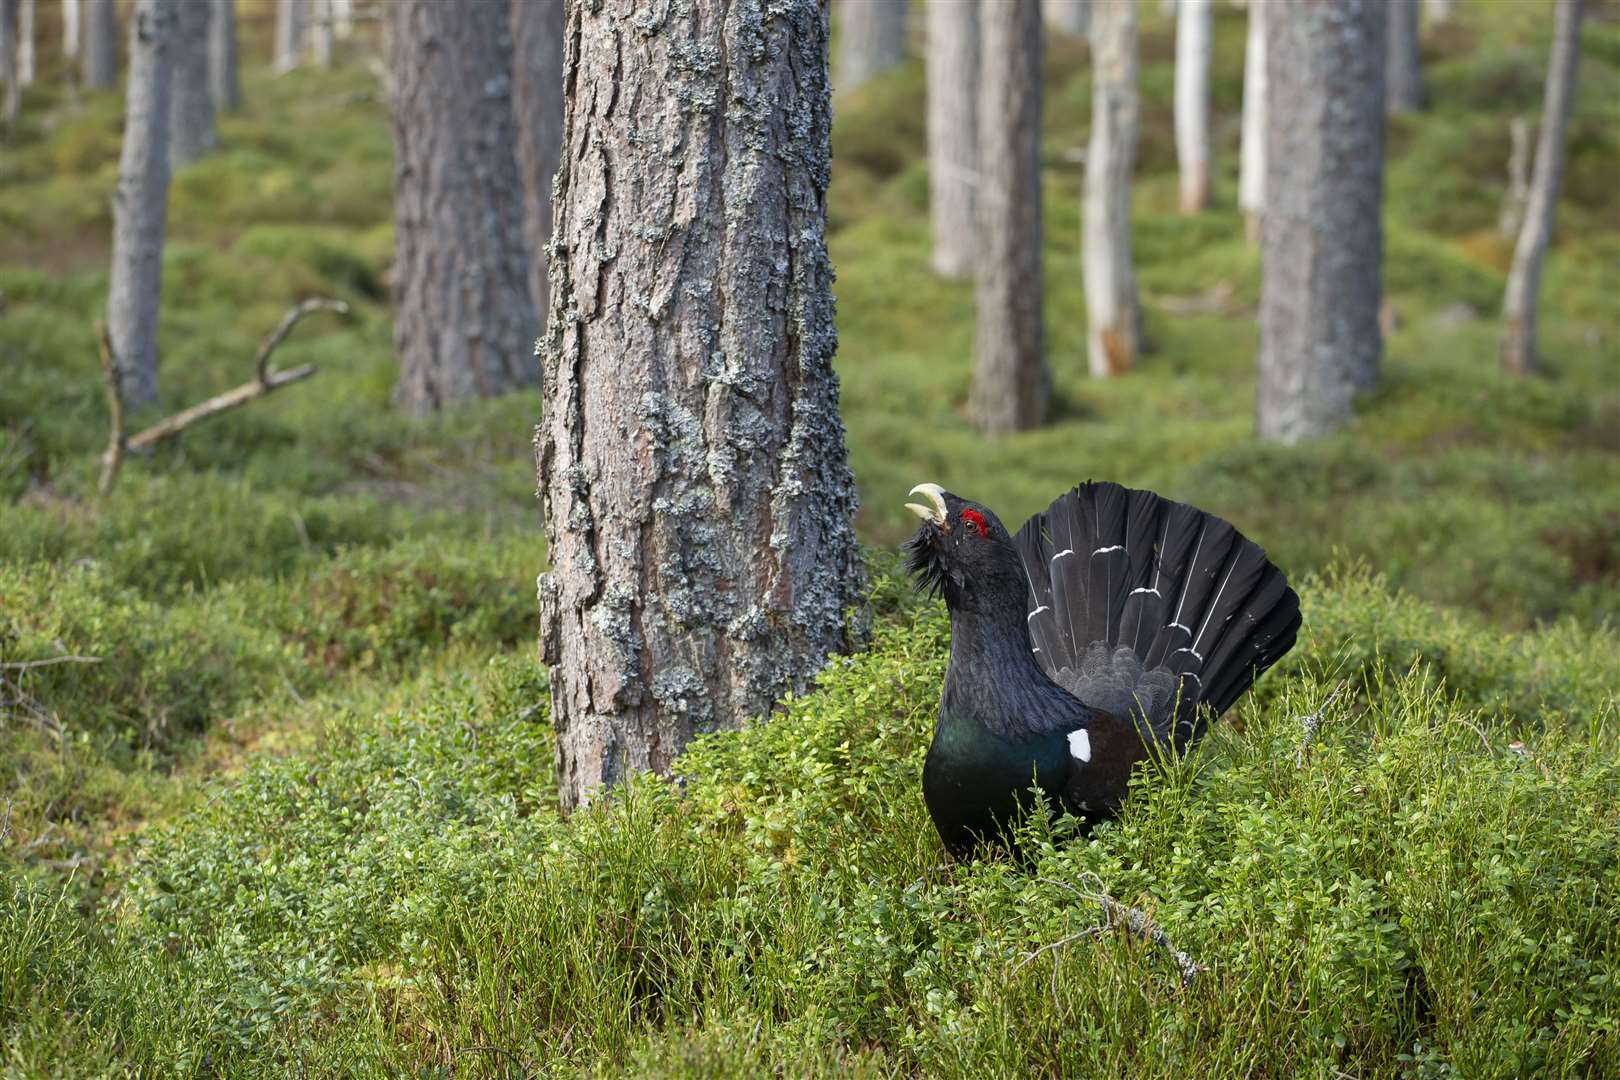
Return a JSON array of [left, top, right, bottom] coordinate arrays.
[[942, 602, 1082, 741]]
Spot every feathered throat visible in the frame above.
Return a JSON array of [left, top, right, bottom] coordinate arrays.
[[904, 526, 961, 601]]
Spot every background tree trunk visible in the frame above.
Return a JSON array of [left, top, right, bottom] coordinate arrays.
[[1258, 0, 1385, 442], [1386, 0, 1423, 114], [386, 0, 535, 413], [1, 0, 18, 128], [1083, 0, 1141, 378], [1043, 0, 1087, 37], [1174, 0, 1212, 213], [17, 0, 31, 87], [1238, 0, 1266, 245], [972, 0, 1046, 432], [926, 0, 977, 279], [210, 0, 239, 112], [511, 0, 564, 329], [310, 0, 333, 68], [82, 0, 116, 90], [274, 0, 306, 74], [1502, 0, 1583, 377], [838, 0, 907, 88], [1498, 115, 1530, 240], [536, 0, 866, 811], [107, 0, 179, 410], [64, 0, 79, 61], [331, 0, 353, 41], [169, 0, 215, 167], [1424, 0, 1453, 23]]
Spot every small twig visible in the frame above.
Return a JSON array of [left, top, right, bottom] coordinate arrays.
[[1018, 875, 1207, 988], [97, 323, 126, 498], [1295, 678, 1351, 767], [0, 655, 102, 671]]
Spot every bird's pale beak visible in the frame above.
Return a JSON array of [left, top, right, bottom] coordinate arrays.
[[906, 483, 947, 525]]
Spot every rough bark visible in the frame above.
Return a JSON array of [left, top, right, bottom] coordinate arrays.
[[1238, 0, 1265, 244], [1498, 115, 1530, 240], [1257, 0, 1386, 442], [1044, 0, 1087, 37], [1, 0, 17, 127], [169, 0, 215, 167], [64, 0, 79, 60], [972, 0, 1046, 432], [838, 0, 907, 88], [926, 0, 978, 279], [210, 0, 240, 112], [1174, 0, 1212, 213], [536, 0, 866, 810], [1502, 0, 1583, 377], [511, 0, 564, 327], [17, 0, 30, 87], [1386, 0, 1423, 114], [1083, 0, 1140, 378], [82, 0, 116, 90], [387, 0, 536, 413], [107, 0, 179, 410], [274, 0, 306, 74]]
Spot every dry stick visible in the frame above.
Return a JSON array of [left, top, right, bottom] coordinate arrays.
[[97, 323, 126, 497], [1020, 875, 1207, 988], [1295, 678, 1352, 767], [0, 655, 103, 671]]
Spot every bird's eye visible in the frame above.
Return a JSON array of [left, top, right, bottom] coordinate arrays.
[[961, 509, 988, 538]]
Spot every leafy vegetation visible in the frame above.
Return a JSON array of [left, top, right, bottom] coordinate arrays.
[[1, 3, 1616, 1076]]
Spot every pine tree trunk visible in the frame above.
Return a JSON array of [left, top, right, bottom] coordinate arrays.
[[926, 0, 978, 279], [82, 0, 116, 90], [210, 0, 240, 112], [1258, 0, 1386, 442], [16, 0, 31, 87], [311, 0, 333, 67], [511, 0, 564, 328], [169, 0, 215, 167], [1, 0, 18, 127], [1238, 0, 1266, 245], [1386, 0, 1423, 114], [274, 0, 306, 74], [1174, 0, 1212, 213], [1044, 0, 1088, 36], [1502, 0, 1583, 377], [64, 0, 80, 61], [387, 0, 536, 413], [1083, 0, 1140, 378], [838, 0, 907, 88], [536, 0, 866, 811], [107, 0, 179, 410], [972, 0, 1046, 432]]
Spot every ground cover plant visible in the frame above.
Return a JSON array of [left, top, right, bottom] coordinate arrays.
[[1, 3, 1617, 1076]]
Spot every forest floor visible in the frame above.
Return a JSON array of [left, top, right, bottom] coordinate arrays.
[[2, 3, 1618, 1076]]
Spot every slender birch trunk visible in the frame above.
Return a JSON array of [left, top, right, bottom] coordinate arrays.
[[1386, 0, 1423, 114], [1, 0, 17, 127], [511, 0, 564, 325], [107, 0, 180, 410], [64, 0, 80, 61], [1424, 0, 1453, 23], [1238, 0, 1266, 245], [1502, 0, 1584, 377], [1174, 0, 1212, 213], [274, 0, 306, 74], [1084, 0, 1141, 378], [17, 0, 31, 87], [210, 0, 239, 112], [838, 0, 907, 88], [1044, 0, 1088, 36], [331, 0, 353, 40], [926, 0, 978, 279], [311, 0, 333, 67], [169, 0, 215, 167], [83, 0, 116, 90]]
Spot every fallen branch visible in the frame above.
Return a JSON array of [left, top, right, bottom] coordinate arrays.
[[97, 323, 125, 497], [98, 299, 349, 495], [0, 655, 102, 672], [1018, 874, 1207, 988]]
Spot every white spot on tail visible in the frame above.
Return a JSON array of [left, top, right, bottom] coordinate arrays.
[[1130, 586, 1161, 597], [1067, 729, 1092, 764], [1093, 545, 1125, 555], [1053, 549, 1075, 562]]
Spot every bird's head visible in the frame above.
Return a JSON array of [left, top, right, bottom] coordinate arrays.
[[902, 483, 1025, 612]]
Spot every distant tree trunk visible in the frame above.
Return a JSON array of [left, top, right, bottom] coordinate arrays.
[[169, 0, 215, 167], [107, 0, 179, 410], [1502, 0, 1583, 377], [1386, 0, 1423, 114], [1174, 0, 1212, 213], [274, 0, 306, 74], [83, 0, 116, 90], [210, 0, 239, 112], [1498, 115, 1531, 240], [926, 0, 978, 279], [511, 0, 564, 325], [17, 0, 31, 87], [1238, 0, 1266, 245], [972, 0, 1045, 433], [1257, 0, 1386, 442], [1044, 0, 1087, 36], [1, 0, 17, 127], [64, 0, 80, 61], [537, 0, 865, 811], [838, 0, 906, 88], [1083, 0, 1140, 378], [387, 0, 535, 413], [310, 0, 333, 67], [331, 0, 353, 40], [1424, 0, 1453, 23]]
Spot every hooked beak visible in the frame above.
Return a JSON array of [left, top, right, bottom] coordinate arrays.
[[905, 483, 947, 525]]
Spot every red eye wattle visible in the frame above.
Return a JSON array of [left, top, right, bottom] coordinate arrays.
[[961, 509, 988, 538]]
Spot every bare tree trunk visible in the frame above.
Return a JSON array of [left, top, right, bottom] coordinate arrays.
[[1257, 0, 1385, 442], [169, 0, 215, 167], [926, 0, 978, 279], [1502, 0, 1583, 377], [310, 0, 333, 67], [1044, 0, 1088, 36], [107, 0, 179, 410], [838, 0, 907, 88], [1424, 0, 1453, 23], [1498, 115, 1530, 240], [274, 0, 306, 74], [1174, 0, 1212, 213], [16, 0, 31, 87], [537, 0, 866, 811], [83, 0, 116, 90], [1083, 0, 1140, 378], [1386, 0, 1423, 114], [1, 0, 17, 127], [331, 0, 353, 40], [972, 0, 1046, 432], [210, 0, 239, 112], [1238, 0, 1266, 245], [387, 0, 535, 413], [64, 0, 79, 61], [511, 0, 564, 325]]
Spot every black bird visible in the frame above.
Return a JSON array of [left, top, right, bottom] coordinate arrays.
[[904, 480, 1300, 857]]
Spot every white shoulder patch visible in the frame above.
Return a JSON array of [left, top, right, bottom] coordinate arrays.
[[1067, 728, 1092, 764]]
